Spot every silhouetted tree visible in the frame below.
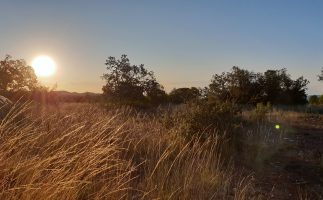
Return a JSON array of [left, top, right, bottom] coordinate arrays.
[[208, 67, 309, 105], [260, 69, 285, 104], [309, 95, 319, 105], [261, 69, 308, 104], [0, 55, 38, 94], [145, 80, 168, 105], [208, 67, 263, 104], [285, 76, 309, 104], [319, 67, 323, 81], [319, 95, 323, 104], [102, 55, 165, 106], [169, 87, 201, 104]]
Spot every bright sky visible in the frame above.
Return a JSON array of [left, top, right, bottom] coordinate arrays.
[[0, 0, 322, 94]]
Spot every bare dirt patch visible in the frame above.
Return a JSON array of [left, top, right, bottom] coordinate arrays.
[[255, 116, 323, 199]]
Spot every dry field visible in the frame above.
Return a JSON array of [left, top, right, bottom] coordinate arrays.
[[0, 102, 322, 199]]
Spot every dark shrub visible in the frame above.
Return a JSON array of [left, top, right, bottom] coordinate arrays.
[[162, 101, 241, 141]]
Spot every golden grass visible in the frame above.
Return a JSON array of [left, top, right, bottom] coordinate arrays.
[[0, 103, 257, 199]]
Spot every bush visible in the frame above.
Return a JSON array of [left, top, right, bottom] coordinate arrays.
[[309, 95, 319, 105], [250, 102, 272, 121], [162, 101, 241, 141], [168, 87, 201, 104], [319, 95, 323, 104]]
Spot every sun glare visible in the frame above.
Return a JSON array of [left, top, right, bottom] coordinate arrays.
[[32, 56, 56, 77]]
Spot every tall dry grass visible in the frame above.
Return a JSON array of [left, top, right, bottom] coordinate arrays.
[[0, 102, 257, 199]]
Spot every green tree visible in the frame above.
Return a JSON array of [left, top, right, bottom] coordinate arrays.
[[261, 69, 309, 104], [208, 67, 309, 105], [208, 66, 263, 104], [0, 55, 38, 93], [319, 95, 323, 104], [145, 80, 167, 105], [261, 69, 286, 104], [284, 76, 309, 105], [169, 87, 201, 104], [102, 55, 165, 106], [309, 95, 319, 105]]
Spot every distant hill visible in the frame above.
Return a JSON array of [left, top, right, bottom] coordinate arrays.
[[51, 91, 102, 102]]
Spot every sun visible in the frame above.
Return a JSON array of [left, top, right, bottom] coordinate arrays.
[[32, 56, 56, 77]]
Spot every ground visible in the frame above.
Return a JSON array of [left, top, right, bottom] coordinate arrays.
[[256, 114, 323, 199]]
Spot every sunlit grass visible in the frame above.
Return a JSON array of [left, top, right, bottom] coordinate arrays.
[[0, 103, 259, 199]]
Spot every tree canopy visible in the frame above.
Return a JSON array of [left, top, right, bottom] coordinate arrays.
[[308, 95, 319, 105], [208, 66, 263, 104], [169, 87, 201, 104], [319, 67, 323, 81], [208, 67, 309, 105], [0, 55, 38, 93], [102, 55, 165, 106]]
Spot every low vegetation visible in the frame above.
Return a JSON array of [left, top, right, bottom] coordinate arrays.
[[0, 102, 265, 200], [1, 54, 323, 199]]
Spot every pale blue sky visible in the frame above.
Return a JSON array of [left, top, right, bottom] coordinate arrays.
[[1, 0, 323, 94]]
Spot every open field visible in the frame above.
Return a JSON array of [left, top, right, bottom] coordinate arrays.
[[255, 111, 323, 199], [0, 103, 253, 199], [2, 1, 323, 199], [0, 102, 322, 199]]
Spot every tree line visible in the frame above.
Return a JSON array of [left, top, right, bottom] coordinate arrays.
[[102, 55, 311, 106], [1, 54, 322, 106], [309, 95, 323, 105]]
